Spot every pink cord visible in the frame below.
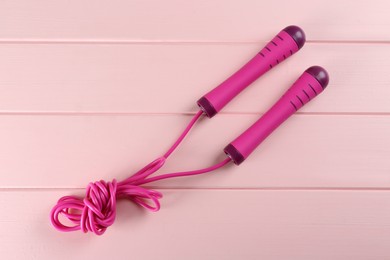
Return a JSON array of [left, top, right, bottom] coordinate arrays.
[[50, 110, 232, 235]]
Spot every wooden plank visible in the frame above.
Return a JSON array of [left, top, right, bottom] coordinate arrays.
[[0, 114, 389, 188], [1, 189, 389, 259], [0, 0, 389, 41], [0, 43, 389, 113]]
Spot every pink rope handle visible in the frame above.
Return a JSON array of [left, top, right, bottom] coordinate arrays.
[[50, 111, 232, 235]]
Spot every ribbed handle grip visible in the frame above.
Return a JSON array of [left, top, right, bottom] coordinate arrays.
[[197, 25, 306, 118], [224, 66, 329, 165]]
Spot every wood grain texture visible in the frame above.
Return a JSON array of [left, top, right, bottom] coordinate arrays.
[[0, 0, 390, 41], [1, 0, 389, 257], [0, 114, 389, 188], [0, 43, 389, 114], [1, 190, 389, 260]]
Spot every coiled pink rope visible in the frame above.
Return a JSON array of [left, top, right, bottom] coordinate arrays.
[[50, 111, 231, 235]]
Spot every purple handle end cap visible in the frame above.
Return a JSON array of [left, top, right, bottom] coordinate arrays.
[[224, 144, 245, 165], [283, 25, 306, 49], [305, 66, 330, 89], [197, 97, 217, 118]]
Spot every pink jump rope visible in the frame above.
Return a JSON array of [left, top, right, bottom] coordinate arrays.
[[51, 25, 329, 235]]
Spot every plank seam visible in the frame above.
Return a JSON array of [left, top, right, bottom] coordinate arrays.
[[0, 111, 389, 116], [0, 39, 390, 45], [0, 187, 389, 191]]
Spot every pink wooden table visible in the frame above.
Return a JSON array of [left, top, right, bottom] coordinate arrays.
[[0, 0, 390, 259]]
